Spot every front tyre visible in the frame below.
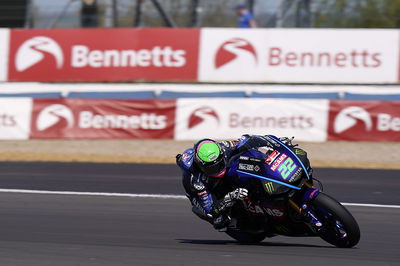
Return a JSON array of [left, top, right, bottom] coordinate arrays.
[[311, 193, 360, 248]]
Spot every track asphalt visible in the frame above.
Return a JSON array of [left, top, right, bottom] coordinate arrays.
[[0, 162, 398, 265]]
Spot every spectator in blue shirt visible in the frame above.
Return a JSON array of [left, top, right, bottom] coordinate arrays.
[[235, 4, 257, 28]]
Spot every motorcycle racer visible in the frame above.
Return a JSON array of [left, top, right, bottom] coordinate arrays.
[[176, 134, 309, 230]]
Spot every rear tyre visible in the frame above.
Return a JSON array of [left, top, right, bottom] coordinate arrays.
[[226, 229, 268, 244], [311, 193, 360, 248]]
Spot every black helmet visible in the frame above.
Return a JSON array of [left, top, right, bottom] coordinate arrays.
[[194, 139, 227, 177]]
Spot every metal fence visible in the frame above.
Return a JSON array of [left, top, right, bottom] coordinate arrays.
[[16, 0, 400, 29]]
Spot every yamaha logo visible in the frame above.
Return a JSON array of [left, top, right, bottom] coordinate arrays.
[[15, 36, 64, 72]]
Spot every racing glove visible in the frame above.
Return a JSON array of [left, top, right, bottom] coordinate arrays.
[[227, 188, 249, 201], [213, 188, 248, 215]]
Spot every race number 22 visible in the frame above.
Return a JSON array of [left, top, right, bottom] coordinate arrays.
[[278, 158, 297, 180]]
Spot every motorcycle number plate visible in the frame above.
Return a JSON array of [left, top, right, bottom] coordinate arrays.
[[269, 154, 299, 181]]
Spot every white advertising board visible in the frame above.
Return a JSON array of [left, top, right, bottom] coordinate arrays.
[[175, 98, 329, 142], [198, 28, 399, 83], [0, 29, 10, 81], [0, 98, 32, 139]]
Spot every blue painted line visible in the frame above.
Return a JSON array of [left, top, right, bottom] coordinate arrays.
[[237, 170, 301, 190]]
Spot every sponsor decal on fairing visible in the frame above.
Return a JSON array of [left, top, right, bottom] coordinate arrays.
[[243, 199, 286, 218], [265, 150, 280, 165], [238, 163, 255, 171], [288, 167, 303, 182], [270, 154, 288, 171]]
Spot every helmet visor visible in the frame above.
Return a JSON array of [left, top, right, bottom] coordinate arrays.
[[198, 156, 227, 177]]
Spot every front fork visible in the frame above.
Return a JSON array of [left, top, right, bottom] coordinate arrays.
[[288, 181, 323, 231]]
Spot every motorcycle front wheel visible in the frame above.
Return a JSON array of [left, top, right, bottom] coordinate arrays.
[[311, 193, 360, 248]]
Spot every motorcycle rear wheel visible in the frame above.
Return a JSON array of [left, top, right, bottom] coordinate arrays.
[[311, 193, 360, 248], [226, 230, 268, 244]]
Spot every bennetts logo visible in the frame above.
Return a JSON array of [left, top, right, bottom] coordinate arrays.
[[36, 103, 168, 131], [334, 106, 372, 133], [36, 104, 74, 131], [188, 106, 220, 129], [215, 38, 257, 69], [15, 36, 64, 72]]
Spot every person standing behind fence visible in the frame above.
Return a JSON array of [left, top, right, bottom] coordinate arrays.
[[235, 4, 257, 28], [81, 0, 99, 28]]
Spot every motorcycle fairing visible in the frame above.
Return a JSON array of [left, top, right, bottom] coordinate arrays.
[[267, 135, 311, 181], [234, 136, 310, 194], [302, 187, 321, 203], [241, 198, 287, 220]]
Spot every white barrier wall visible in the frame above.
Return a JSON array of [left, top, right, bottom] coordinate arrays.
[[0, 98, 32, 139], [199, 29, 399, 83], [0, 29, 10, 82], [175, 98, 330, 142]]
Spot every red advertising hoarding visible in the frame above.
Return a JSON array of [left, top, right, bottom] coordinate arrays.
[[30, 99, 176, 139], [8, 28, 199, 82], [328, 101, 400, 141]]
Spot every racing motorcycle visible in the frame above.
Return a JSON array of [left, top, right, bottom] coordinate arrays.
[[223, 135, 360, 248]]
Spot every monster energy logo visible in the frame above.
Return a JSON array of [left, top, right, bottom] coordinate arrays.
[[265, 182, 274, 193], [295, 148, 306, 156]]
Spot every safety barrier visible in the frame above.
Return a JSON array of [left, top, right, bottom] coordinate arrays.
[[0, 97, 398, 142], [1, 28, 400, 84], [1, 90, 400, 101]]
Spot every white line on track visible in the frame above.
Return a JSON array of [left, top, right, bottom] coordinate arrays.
[[0, 189, 399, 209], [0, 189, 186, 199], [340, 203, 400, 209]]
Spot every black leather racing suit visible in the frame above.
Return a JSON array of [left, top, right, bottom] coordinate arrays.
[[176, 135, 277, 228]]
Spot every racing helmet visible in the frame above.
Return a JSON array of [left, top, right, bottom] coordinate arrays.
[[194, 139, 227, 177]]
